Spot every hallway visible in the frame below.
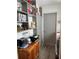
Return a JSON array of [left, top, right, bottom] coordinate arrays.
[[37, 45, 55, 59]]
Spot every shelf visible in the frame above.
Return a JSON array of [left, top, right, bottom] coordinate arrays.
[[17, 10, 27, 15], [17, 28, 33, 33], [28, 14, 36, 17], [17, 21, 28, 23], [17, 10, 36, 17], [17, 29, 28, 33]]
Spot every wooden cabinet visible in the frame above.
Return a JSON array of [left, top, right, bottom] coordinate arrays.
[[18, 40, 39, 59]]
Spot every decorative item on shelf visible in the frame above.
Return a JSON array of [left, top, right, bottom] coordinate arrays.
[[17, 25, 22, 32], [27, 7, 31, 14], [27, 0, 36, 5], [27, 0, 31, 3], [22, 14, 26, 22], [21, 22, 28, 30], [39, 7, 42, 16], [17, 23, 23, 32], [17, 25, 20, 32], [17, 13, 22, 22], [17, 13, 19, 21], [32, 7, 36, 15], [36, 7, 38, 15], [29, 20, 32, 28], [31, 21, 36, 29], [22, 5, 27, 12], [17, 2, 22, 11], [36, 6, 40, 15], [17, 0, 21, 2], [17, 2, 20, 9], [21, 0, 27, 12], [27, 0, 36, 8], [17, 12, 27, 22], [31, 0, 36, 5]]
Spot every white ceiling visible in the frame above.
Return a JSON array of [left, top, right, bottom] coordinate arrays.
[[36, 0, 61, 6]]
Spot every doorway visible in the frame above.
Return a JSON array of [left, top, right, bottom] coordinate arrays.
[[44, 13, 57, 47], [39, 13, 57, 59]]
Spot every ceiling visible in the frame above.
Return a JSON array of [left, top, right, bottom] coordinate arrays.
[[36, 0, 61, 6]]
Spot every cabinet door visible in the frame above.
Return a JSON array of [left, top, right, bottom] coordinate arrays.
[[18, 51, 28, 59], [34, 42, 39, 58], [31, 48, 35, 59], [32, 44, 38, 59], [37, 42, 39, 56]]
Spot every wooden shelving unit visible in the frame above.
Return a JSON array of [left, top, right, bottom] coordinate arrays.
[[17, 0, 37, 34]]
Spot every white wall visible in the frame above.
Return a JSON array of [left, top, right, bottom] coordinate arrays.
[[36, 2, 61, 45], [42, 3, 61, 32]]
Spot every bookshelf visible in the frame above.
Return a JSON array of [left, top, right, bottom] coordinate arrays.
[[17, 0, 37, 34]]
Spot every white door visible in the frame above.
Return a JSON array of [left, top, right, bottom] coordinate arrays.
[[44, 13, 57, 47]]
